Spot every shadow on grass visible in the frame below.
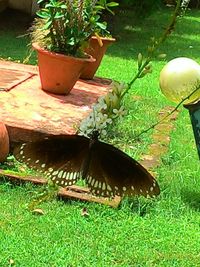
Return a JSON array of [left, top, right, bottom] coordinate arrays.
[[0, 8, 33, 31], [106, 7, 200, 61], [119, 196, 157, 217], [0, 8, 36, 63], [181, 188, 200, 211], [1, 7, 199, 64]]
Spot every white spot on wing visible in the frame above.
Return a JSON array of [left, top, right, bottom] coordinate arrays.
[[58, 170, 63, 178], [102, 183, 106, 190], [48, 168, 53, 173], [94, 181, 98, 188], [88, 176, 92, 183], [70, 172, 74, 180], [107, 185, 112, 191], [21, 143, 26, 149]]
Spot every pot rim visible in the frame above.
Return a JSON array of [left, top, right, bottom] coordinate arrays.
[[32, 43, 96, 63]]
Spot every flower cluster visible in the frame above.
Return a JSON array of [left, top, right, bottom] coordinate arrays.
[[79, 81, 128, 138]]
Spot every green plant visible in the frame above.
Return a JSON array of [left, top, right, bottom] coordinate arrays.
[[94, 0, 119, 37], [32, 0, 118, 57], [79, 81, 127, 137], [79, 0, 184, 138], [1, 7, 200, 266]]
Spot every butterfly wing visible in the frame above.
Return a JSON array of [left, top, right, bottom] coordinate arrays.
[[13, 135, 89, 187], [85, 140, 160, 198], [13, 134, 160, 198]]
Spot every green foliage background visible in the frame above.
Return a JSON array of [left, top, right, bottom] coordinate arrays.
[[0, 4, 200, 267], [117, 0, 164, 15]]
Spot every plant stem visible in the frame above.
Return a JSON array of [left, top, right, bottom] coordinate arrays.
[[134, 84, 200, 140], [121, 0, 182, 98]]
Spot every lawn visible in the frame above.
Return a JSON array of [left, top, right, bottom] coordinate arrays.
[[0, 6, 200, 267]]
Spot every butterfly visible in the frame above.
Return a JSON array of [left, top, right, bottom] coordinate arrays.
[[13, 131, 160, 198]]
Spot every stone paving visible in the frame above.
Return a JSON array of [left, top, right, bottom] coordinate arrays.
[[140, 106, 179, 171], [0, 60, 111, 143]]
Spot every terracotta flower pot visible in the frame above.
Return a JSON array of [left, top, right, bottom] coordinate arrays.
[[80, 36, 116, 80], [0, 122, 9, 163], [33, 43, 96, 95]]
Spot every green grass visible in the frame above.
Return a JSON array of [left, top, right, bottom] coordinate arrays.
[[0, 6, 200, 267]]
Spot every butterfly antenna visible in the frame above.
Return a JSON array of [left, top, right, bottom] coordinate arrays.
[[90, 107, 100, 140], [92, 107, 97, 132]]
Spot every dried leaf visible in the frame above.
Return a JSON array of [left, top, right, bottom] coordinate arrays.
[[9, 259, 15, 265], [81, 207, 89, 217], [32, 208, 45, 215]]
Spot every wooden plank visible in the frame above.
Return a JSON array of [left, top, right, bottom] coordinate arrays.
[[0, 60, 109, 143], [0, 169, 47, 185], [0, 169, 121, 208], [59, 186, 121, 208]]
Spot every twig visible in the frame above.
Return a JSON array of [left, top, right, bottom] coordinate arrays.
[[122, 0, 182, 97], [134, 85, 200, 140]]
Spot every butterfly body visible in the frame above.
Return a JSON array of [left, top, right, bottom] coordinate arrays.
[[13, 133, 160, 198]]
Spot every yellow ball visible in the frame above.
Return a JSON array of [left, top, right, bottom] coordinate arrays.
[[159, 57, 200, 104]]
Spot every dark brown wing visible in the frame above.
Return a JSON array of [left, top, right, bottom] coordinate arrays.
[[13, 135, 89, 187], [85, 140, 160, 198]]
